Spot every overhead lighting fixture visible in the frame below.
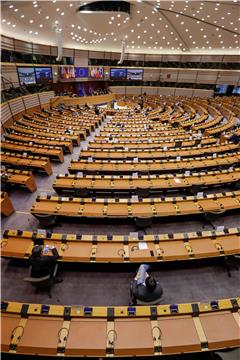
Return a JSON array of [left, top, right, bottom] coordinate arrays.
[[78, 1, 130, 14]]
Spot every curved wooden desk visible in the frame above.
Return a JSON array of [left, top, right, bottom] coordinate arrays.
[[31, 191, 240, 222], [7, 124, 80, 146], [2, 140, 64, 163], [1, 192, 14, 217], [53, 168, 240, 196], [1, 152, 52, 176], [1, 169, 37, 192], [5, 133, 73, 154], [90, 137, 217, 149], [1, 299, 240, 356], [69, 153, 240, 174], [2, 228, 239, 263], [79, 143, 238, 161]]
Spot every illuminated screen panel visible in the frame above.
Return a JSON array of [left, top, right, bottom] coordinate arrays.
[[232, 86, 240, 95], [35, 67, 52, 84], [17, 67, 36, 85], [75, 67, 88, 78], [110, 68, 127, 80], [215, 84, 228, 94], [127, 69, 143, 80], [89, 66, 104, 79], [60, 66, 75, 79]]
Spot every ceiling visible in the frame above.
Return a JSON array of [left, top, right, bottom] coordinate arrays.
[[1, 0, 240, 55]]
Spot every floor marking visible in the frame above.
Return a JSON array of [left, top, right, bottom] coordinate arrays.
[[16, 211, 31, 215]]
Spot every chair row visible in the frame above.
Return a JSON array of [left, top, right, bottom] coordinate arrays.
[[8, 123, 81, 145], [79, 143, 238, 161], [2, 227, 239, 263], [2, 299, 239, 356], [53, 167, 240, 196], [2, 140, 64, 163], [5, 132, 73, 154], [69, 153, 240, 174], [1, 168, 37, 192], [10, 118, 86, 140], [18, 116, 88, 139], [1, 152, 52, 176], [90, 136, 216, 149], [31, 191, 240, 222], [1, 192, 15, 217]]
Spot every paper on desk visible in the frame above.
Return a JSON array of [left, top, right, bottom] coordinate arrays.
[[174, 178, 181, 183], [37, 229, 47, 235], [216, 226, 225, 231], [129, 232, 139, 239], [131, 195, 139, 202], [138, 242, 148, 250]]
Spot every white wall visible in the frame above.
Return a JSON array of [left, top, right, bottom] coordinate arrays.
[[110, 86, 214, 98]]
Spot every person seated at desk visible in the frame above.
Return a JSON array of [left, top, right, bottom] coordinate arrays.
[[130, 264, 163, 305], [30, 245, 62, 282]]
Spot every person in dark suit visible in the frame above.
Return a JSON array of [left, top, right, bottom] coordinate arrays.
[[29, 245, 62, 282], [130, 264, 163, 305]]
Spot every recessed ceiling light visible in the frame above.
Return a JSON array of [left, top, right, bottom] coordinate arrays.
[[61, 12, 64, 15], [56, 8, 59, 11], [39, 24, 43, 27], [12, 24, 16, 27], [14, 8, 18, 12], [9, 5, 13, 8], [45, 16, 49, 19], [69, 3, 73, 6], [21, 15, 24, 18], [2, 19, 6, 22], [29, 20, 34, 23], [35, 31, 38, 35], [29, 30, 32, 33]]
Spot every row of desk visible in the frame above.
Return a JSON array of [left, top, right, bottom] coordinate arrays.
[[1, 152, 53, 176], [53, 168, 240, 195], [8, 123, 81, 145], [5, 132, 73, 154], [90, 136, 217, 149], [69, 153, 240, 174], [79, 143, 238, 161], [2, 227, 239, 262], [2, 140, 64, 163], [2, 299, 240, 356], [31, 191, 240, 221], [1, 168, 37, 192]]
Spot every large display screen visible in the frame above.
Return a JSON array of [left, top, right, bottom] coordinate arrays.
[[215, 84, 228, 94], [17, 67, 36, 85], [127, 69, 143, 80], [75, 67, 88, 78], [232, 86, 240, 95], [60, 66, 75, 79], [35, 67, 52, 84], [110, 68, 127, 80], [89, 66, 104, 79]]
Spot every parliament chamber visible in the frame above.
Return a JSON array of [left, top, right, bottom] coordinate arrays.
[[1, 1, 240, 359]]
